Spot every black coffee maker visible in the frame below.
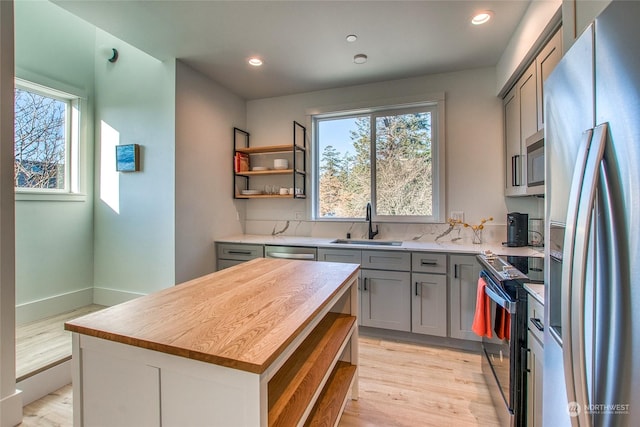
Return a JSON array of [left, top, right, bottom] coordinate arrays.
[[505, 212, 529, 247]]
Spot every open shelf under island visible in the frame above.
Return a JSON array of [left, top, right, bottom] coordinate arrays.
[[65, 258, 359, 427]]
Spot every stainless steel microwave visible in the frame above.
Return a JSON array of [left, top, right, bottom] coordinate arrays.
[[526, 129, 544, 193]]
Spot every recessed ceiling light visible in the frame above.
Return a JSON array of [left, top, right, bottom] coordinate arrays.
[[248, 57, 263, 66], [353, 54, 368, 64], [346, 34, 358, 43], [472, 11, 493, 25]]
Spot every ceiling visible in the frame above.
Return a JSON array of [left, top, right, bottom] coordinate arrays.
[[54, 0, 531, 100]]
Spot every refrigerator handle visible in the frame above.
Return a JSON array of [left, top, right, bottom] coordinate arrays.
[[595, 154, 624, 426], [560, 128, 594, 426], [564, 123, 608, 427]]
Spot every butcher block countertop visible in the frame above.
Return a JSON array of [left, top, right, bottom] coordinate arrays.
[[65, 258, 359, 374]]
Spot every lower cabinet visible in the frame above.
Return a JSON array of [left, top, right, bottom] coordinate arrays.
[[216, 243, 264, 270], [527, 330, 544, 427], [448, 254, 482, 341], [360, 269, 411, 332], [527, 295, 544, 427], [411, 272, 447, 337]]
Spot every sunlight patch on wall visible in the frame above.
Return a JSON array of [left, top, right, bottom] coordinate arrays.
[[100, 121, 120, 214]]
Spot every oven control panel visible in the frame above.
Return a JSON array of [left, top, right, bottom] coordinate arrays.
[[477, 251, 529, 282]]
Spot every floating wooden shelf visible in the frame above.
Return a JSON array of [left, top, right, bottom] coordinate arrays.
[[235, 169, 307, 177], [235, 194, 307, 199], [235, 144, 306, 155]]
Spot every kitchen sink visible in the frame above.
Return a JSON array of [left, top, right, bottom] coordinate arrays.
[[330, 239, 402, 246]]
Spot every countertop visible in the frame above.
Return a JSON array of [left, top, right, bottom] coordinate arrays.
[[216, 234, 544, 257], [525, 283, 545, 305], [65, 258, 359, 374]]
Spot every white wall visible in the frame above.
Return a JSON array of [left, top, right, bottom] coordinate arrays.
[[14, 0, 96, 322], [244, 67, 538, 243], [93, 29, 176, 304], [496, 0, 562, 96], [175, 61, 246, 283], [0, 1, 22, 423]]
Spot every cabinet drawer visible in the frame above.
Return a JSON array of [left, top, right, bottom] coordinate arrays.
[[361, 250, 410, 271], [317, 248, 362, 264], [411, 252, 447, 274], [528, 295, 544, 345], [217, 243, 264, 261]]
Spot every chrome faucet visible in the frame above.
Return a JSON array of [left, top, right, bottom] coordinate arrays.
[[366, 202, 379, 240]]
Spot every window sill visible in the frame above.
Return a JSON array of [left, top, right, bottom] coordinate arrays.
[[15, 192, 88, 202]]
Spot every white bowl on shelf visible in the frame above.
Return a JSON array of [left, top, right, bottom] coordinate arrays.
[[273, 159, 288, 170], [240, 190, 262, 195], [251, 166, 269, 171]]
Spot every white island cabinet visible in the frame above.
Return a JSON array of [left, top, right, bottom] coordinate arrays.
[[66, 258, 359, 427]]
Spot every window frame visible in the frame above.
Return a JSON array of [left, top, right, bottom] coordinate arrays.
[[14, 78, 81, 197], [312, 96, 446, 223]]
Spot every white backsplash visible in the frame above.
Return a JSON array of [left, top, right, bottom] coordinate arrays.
[[244, 220, 508, 245]]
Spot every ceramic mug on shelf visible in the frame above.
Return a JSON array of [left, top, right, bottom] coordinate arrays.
[[279, 188, 289, 195]]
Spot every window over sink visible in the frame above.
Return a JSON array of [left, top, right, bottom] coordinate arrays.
[[312, 98, 445, 222]]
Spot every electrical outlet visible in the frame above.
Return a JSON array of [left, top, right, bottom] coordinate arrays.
[[450, 211, 464, 222], [294, 211, 304, 220]]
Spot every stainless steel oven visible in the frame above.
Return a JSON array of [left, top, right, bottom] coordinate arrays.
[[477, 254, 542, 427]]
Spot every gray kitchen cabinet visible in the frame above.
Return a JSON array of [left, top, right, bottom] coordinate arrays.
[[527, 296, 544, 427], [536, 28, 562, 131], [411, 272, 447, 337], [216, 243, 264, 270], [505, 61, 537, 197], [361, 269, 411, 332], [504, 27, 562, 197], [361, 250, 410, 271], [411, 252, 447, 274], [448, 254, 482, 341], [317, 248, 362, 265], [504, 85, 525, 196], [360, 251, 411, 332]]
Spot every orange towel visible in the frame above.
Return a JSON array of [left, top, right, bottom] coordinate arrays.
[[495, 306, 511, 340], [472, 277, 492, 338]]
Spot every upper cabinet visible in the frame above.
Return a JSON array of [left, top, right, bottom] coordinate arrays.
[[233, 122, 307, 199], [536, 29, 563, 130], [504, 27, 562, 197], [562, 0, 611, 52]]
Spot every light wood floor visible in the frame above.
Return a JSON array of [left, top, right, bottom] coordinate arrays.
[[17, 305, 105, 380], [21, 335, 499, 426]]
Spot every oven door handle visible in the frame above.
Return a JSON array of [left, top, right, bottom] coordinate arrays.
[[484, 284, 517, 314]]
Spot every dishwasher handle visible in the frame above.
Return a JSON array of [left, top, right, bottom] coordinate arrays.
[[267, 252, 316, 260]]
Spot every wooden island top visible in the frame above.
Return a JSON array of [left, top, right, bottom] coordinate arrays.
[[65, 258, 359, 374]]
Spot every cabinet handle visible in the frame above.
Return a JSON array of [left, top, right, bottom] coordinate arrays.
[[454, 264, 459, 279], [228, 250, 252, 255], [363, 278, 368, 291], [514, 154, 521, 186], [530, 317, 544, 332], [523, 347, 531, 373], [420, 260, 438, 266], [415, 282, 420, 296]]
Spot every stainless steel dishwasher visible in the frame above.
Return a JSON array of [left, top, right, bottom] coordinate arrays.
[[264, 245, 317, 261]]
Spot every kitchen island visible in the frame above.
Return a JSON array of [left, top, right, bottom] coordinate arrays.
[[65, 258, 359, 427]]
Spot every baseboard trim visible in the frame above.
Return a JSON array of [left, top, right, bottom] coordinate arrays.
[[16, 288, 94, 325], [1, 389, 23, 426], [93, 287, 146, 306], [359, 326, 483, 353], [17, 359, 70, 407]]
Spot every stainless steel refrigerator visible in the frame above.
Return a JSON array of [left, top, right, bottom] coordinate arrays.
[[544, 1, 640, 426]]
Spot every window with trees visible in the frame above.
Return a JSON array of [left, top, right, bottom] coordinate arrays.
[[14, 80, 79, 192], [314, 104, 443, 222]]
